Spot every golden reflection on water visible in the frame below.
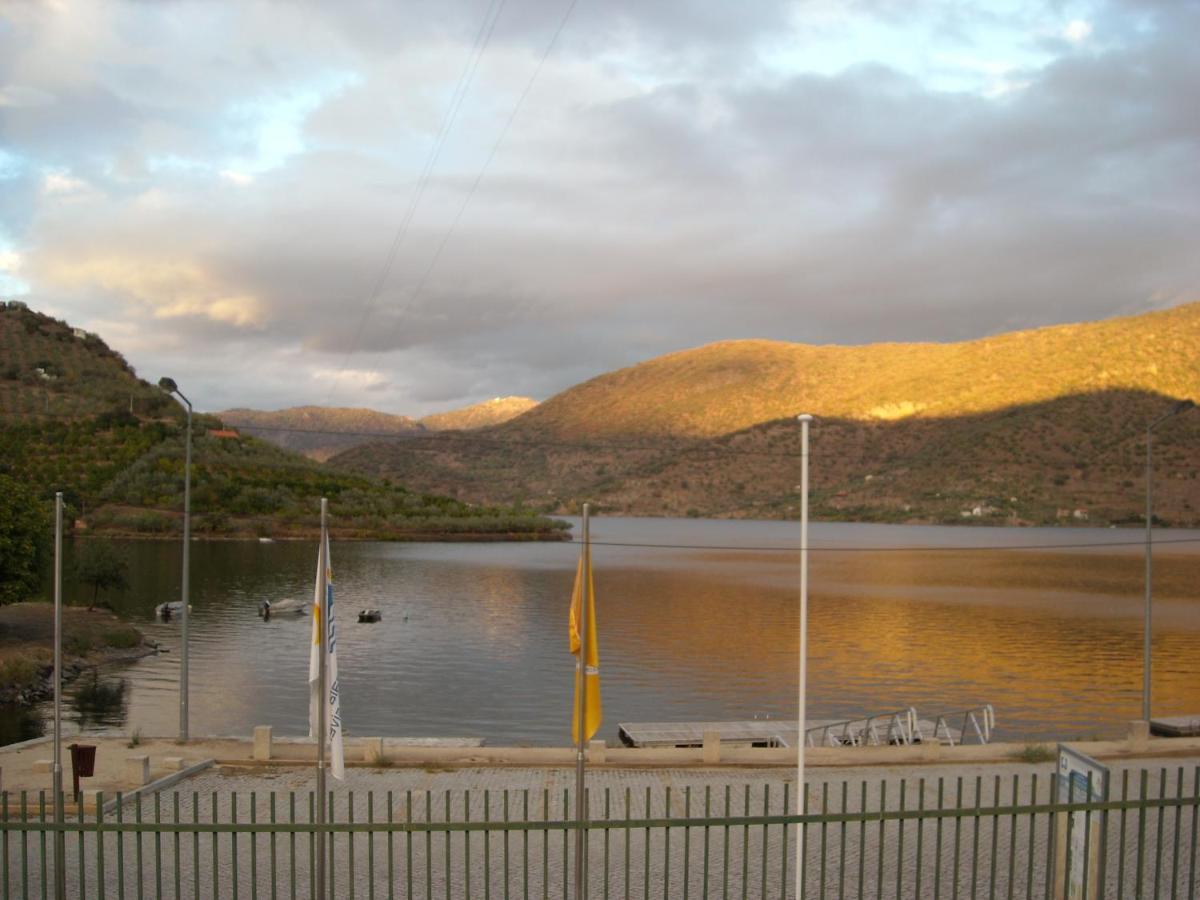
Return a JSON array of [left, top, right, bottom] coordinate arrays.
[[595, 548, 1199, 738]]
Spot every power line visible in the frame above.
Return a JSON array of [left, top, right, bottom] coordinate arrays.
[[376, 0, 582, 351], [326, 0, 509, 405]]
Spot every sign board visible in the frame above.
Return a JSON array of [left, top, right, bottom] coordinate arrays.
[[1053, 744, 1109, 900]]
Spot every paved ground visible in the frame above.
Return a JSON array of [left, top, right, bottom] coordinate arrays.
[[3, 755, 1198, 898]]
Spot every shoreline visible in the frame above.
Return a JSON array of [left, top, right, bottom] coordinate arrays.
[[0, 603, 158, 708], [76, 528, 573, 543]]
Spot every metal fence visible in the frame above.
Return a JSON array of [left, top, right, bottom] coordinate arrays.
[[1, 766, 1198, 899]]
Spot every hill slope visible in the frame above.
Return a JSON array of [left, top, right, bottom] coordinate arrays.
[[505, 303, 1200, 439], [0, 302, 170, 420], [331, 303, 1200, 525], [218, 406, 422, 461], [332, 389, 1200, 525], [0, 304, 566, 542], [420, 396, 538, 431]]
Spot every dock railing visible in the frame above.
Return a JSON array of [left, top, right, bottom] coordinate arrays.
[[803, 708, 921, 748], [921, 705, 997, 747], [5, 764, 1195, 898]]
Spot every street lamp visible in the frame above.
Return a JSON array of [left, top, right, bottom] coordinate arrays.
[[795, 413, 812, 900], [159, 376, 193, 742], [1142, 398, 1195, 723]]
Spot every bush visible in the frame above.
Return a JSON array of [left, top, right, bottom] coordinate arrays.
[[103, 626, 142, 649], [0, 656, 45, 691], [0, 474, 49, 605]]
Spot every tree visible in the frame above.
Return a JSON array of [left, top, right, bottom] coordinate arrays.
[[74, 541, 129, 611], [0, 474, 48, 605]]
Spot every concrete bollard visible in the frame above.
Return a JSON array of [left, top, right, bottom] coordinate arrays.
[[1128, 720, 1150, 752], [162, 756, 186, 771], [702, 731, 721, 764], [587, 740, 606, 764], [33, 759, 52, 774], [125, 756, 150, 786], [253, 725, 273, 761], [363, 738, 385, 765]]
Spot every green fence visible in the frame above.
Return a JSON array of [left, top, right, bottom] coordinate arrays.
[[1, 767, 1197, 899]]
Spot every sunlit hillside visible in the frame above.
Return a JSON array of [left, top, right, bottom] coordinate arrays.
[[503, 303, 1200, 439], [331, 302, 1200, 526], [420, 396, 538, 431]]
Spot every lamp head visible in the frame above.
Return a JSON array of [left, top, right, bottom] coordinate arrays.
[[158, 377, 178, 393]]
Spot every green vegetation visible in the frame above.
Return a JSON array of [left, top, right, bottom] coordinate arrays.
[[74, 541, 130, 610], [1012, 744, 1057, 764], [0, 474, 48, 605], [0, 654, 46, 694], [95, 429, 569, 539], [0, 304, 568, 542]]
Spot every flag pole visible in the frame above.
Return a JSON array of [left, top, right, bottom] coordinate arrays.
[[52, 492, 66, 900], [573, 502, 591, 900], [796, 414, 812, 899], [315, 497, 328, 900]]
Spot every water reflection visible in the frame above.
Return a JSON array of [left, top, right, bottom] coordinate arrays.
[[71, 672, 129, 729], [0, 704, 43, 745], [7, 520, 1199, 746]]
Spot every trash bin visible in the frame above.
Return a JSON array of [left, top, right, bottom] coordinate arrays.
[[67, 744, 97, 777]]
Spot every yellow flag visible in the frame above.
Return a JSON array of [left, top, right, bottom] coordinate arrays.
[[568, 555, 602, 743]]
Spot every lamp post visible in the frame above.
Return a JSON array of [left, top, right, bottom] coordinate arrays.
[[159, 376, 193, 742], [1142, 398, 1195, 723], [795, 413, 813, 900]]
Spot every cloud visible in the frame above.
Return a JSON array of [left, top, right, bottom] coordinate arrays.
[[1, 0, 1198, 416], [1063, 19, 1093, 43], [39, 257, 269, 328]]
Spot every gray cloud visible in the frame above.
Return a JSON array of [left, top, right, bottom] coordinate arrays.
[[2, 0, 1198, 417]]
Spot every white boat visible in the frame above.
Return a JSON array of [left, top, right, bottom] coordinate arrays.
[[155, 601, 191, 619], [259, 597, 307, 619]]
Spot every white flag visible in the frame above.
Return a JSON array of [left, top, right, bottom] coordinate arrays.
[[308, 526, 345, 779]]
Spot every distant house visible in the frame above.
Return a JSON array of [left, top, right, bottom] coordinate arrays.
[[208, 428, 240, 439], [72, 327, 88, 339]]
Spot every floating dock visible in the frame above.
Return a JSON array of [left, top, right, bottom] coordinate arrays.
[[1150, 716, 1200, 737], [619, 706, 995, 749]]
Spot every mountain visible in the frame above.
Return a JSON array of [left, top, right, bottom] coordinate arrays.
[[420, 396, 538, 431], [505, 303, 1200, 439], [217, 406, 422, 461], [218, 397, 539, 460], [0, 304, 566, 542], [330, 304, 1200, 526]]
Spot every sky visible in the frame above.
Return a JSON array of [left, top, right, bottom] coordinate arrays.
[[1, 0, 1197, 416]]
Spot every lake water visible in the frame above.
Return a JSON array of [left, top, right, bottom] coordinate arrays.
[[7, 518, 1200, 747]]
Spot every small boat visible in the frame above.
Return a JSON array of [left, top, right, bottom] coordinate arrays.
[[259, 598, 307, 620], [155, 601, 191, 620], [358, 609, 382, 623], [258, 537, 275, 544]]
